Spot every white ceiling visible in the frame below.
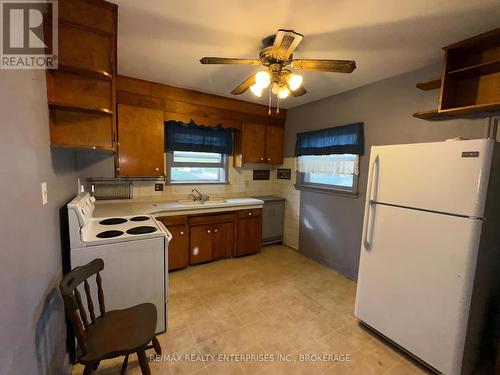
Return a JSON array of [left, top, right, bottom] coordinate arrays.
[[115, 0, 500, 109]]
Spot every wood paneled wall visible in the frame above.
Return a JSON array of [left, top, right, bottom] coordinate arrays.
[[116, 76, 287, 129]]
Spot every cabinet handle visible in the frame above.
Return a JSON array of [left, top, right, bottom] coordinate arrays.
[[207, 229, 211, 234], [248, 212, 252, 216], [260, 157, 264, 161], [180, 231, 184, 235], [214, 229, 218, 233], [155, 167, 160, 172]]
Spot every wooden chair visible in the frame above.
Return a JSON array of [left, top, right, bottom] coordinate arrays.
[[60, 258, 162, 375]]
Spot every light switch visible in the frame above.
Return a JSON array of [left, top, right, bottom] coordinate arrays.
[[41, 182, 48, 205]]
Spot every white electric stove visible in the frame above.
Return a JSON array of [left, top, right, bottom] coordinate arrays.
[[67, 192, 171, 333]]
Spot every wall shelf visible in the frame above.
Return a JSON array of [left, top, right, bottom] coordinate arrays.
[[416, 78, 441, 91], [413, 102, 500, 120], [447, 59, 500, 79], [57, 64, 112, 81], [49, 102, 113, 116]]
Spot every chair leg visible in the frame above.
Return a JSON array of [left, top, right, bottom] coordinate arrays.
[[120, 355, 129, 375], [137, 350, 151, 375], [152, 336, 162, 355], [83, 364, 93, 375]]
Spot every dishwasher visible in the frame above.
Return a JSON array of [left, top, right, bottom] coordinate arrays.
[[252, 196, 285, 245]]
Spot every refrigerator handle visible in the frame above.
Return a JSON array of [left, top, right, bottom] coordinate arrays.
[[363, 155, 379, 249], [362, 201, 375, 249], [366, 155, 380, 202]]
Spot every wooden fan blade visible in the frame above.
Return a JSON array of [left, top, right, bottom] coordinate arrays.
[[273, 29, 303, 58], [291, 59, 356, 73], [231, 74, 256, 95], [200, 57, 261, 65], [291, 86, 307, 97]]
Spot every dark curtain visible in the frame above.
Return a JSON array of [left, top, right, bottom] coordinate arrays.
[[165, 120, 233, 154], [294, 122, 364, 156]]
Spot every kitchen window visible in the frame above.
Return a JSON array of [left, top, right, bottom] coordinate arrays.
[[294, 122, 364, 196], [296, 154, 359, 194], [167, 151, 228, 184], [165, 119, 233, 184]]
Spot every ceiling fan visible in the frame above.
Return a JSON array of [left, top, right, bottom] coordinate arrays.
[[200, 29, 356, 113]]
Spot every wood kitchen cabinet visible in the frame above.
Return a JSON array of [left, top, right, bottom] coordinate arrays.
[[117, 104, 165, 177], [47, 0, 117, 152], [235, 209, 262, 257], [158, 216, 189, 271], [234, 123, 284, 166], [190, 225, 214, 265], [188, 213, 236, 265], [212, 222, 235, 260]]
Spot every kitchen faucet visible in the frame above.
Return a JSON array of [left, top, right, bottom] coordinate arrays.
[[191, 189, 209, 202]]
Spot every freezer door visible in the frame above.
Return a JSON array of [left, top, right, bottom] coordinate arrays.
[[366, 139, 494, 218], [355, 204, 482, 374]]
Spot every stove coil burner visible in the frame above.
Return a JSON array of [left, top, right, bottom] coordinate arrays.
[[99, 218, 128, 225], [130, 216, 150, 222], [96, 230, 124, 238], [127, 226, 158, 235]]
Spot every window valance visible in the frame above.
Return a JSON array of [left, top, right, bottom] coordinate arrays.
[[165, 120, 233, 154], [294, 122, 364, 156]]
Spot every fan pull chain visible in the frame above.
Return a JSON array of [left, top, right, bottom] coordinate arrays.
[[268, 88, 272, 115]]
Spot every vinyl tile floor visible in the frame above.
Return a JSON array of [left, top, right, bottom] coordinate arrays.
[[72, 245, 431, 375]]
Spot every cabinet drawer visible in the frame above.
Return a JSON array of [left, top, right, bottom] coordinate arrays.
[[159, 215, 187, 226], [237, 209, 262, 219], [188, 213, 236, 226]]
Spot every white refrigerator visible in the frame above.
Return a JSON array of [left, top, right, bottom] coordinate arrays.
[[355, 138, 499, 374]]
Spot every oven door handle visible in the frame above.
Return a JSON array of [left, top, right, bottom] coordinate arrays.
[[156, 219, 173, 242]]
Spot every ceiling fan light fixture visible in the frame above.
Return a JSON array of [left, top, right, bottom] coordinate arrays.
[[278, 86, 290, 99], [255, 71, 271, 88], [287, 74, 303, 91], [250, 83, 263, 97]]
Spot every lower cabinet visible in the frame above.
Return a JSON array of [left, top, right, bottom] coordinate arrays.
[[213, 222, 235, 260], [190, 224, 214, 265], [159, 209, 261, 270], [158, 216, 189, 271], [235, 210, 262, 257], [190, 220, 235, 265]]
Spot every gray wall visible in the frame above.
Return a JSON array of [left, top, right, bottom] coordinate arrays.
[[0, 70, 77, 375], [285, 63, 490, 279]]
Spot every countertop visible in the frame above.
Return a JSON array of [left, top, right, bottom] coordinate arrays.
[[94, 197, 264, 218]]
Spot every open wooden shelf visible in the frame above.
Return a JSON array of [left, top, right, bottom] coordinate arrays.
[[48, 102, 114, 116], [414, 102, 500, 120], [58, 64, 112, 81], [447, 59, 500, 79], [416, 78, 441, 91], [413, 109, 440, 119]]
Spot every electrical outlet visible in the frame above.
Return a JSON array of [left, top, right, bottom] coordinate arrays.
[[41, 182, 48, 205], [155, 183, 164, 191]]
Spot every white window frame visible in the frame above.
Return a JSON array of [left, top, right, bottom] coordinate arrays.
[[165, 151, 229, 185], [295, 154, 359, 197]]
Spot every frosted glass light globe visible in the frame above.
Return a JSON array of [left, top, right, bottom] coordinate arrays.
[[255, 71, 270, 88], [278, 86, 290, 99], [250, 83, 263, 97], [287, 74, 303, 91]]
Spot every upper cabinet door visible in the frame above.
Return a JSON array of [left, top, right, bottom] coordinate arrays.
[[117, 105, 164, 177], [242, 123, 266, 163], [265, 126, 284, 165]]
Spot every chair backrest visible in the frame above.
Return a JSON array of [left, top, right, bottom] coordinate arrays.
[[60, 258, 106, 355]]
